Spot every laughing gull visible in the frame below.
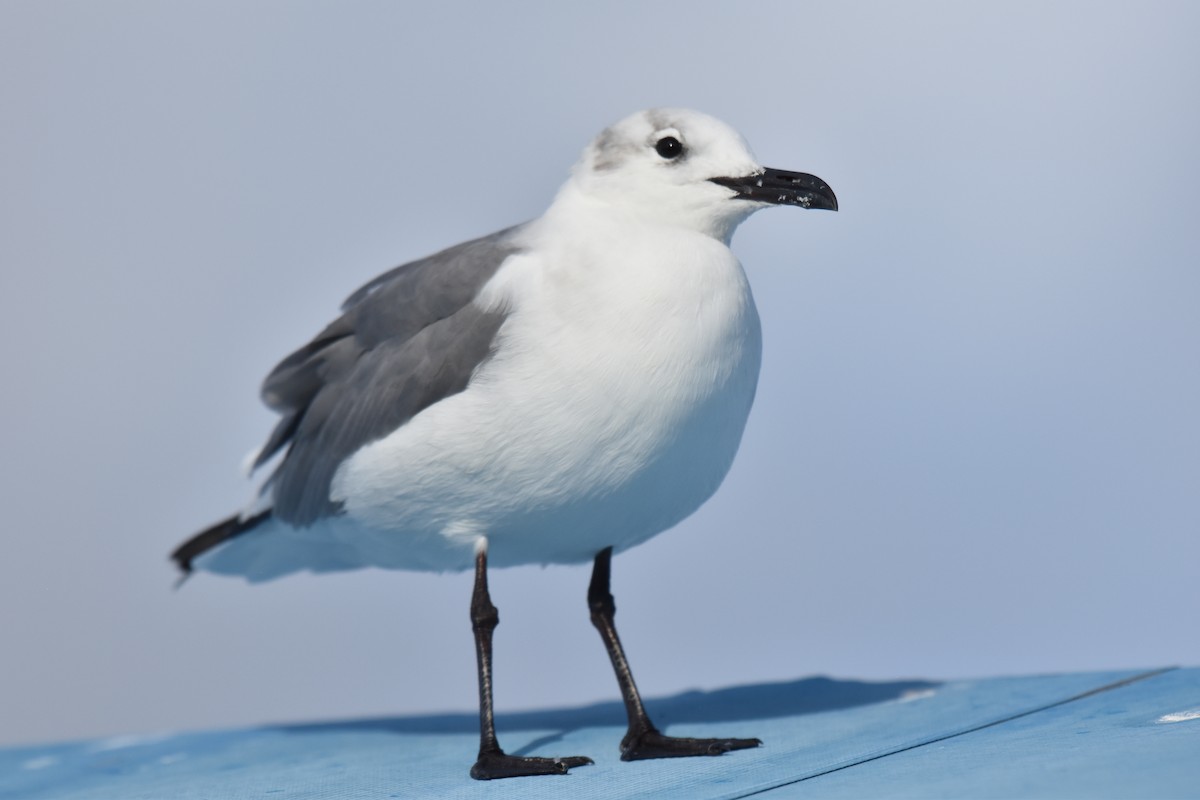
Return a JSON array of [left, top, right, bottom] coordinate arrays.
[[172, 108, 836, 780]]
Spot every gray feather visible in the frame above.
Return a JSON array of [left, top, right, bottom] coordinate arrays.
[[257, 225, 524, 525]]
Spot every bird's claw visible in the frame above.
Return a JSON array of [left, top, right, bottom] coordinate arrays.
[[470, 749, 593, 780], [620, 727, 761, 761]]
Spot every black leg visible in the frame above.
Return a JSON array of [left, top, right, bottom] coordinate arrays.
[[588, 547, 761, 761], [469, 546, 593, 780]]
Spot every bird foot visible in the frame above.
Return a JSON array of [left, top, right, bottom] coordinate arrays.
[[470, 749, 593, 780], [620, 727, 761, 761]]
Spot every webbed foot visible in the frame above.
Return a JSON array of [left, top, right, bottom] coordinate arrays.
[[620, 727, 761, 761], [470, 749, 593, 780]]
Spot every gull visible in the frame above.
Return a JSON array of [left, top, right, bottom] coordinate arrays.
[[172, 108, 837, 780]]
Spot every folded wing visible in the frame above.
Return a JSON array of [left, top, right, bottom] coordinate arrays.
[[257, 225, 524, 526]]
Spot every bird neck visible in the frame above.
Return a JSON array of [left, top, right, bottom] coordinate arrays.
[[545, 180, 750, 246]]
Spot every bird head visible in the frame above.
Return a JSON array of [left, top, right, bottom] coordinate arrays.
[[568, 108, 836, 242]]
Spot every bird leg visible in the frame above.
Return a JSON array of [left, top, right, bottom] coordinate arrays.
[[469, 545, 592, 780], [587, 547, 762, 761]]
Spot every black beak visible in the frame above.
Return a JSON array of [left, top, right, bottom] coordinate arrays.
[[710, 168, 838, 211]]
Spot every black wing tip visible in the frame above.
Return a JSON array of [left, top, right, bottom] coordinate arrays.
[[170, 510, 272, 581]]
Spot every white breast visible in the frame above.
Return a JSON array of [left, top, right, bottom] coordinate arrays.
[[331, 212, 762, 571]]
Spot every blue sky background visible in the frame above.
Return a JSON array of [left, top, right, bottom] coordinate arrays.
[[1, 1, 1197, 747]]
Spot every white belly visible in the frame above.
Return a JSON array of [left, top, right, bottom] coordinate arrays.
[[332, 226, 762, 571]]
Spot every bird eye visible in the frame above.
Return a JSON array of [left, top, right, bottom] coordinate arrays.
[[654, 136, 684, 160]]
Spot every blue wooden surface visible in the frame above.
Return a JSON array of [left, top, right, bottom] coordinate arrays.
[[3, 668, 1197, 799]]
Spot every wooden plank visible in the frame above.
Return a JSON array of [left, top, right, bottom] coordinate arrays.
[[2, 669, 1192, 800]]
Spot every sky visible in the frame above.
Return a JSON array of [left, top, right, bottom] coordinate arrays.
[[1, 1, 1197, 748]]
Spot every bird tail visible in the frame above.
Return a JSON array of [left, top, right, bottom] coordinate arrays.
[[171, 510, 273, 582]]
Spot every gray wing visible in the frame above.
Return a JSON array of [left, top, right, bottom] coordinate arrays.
[[256, 225, 524, 526]]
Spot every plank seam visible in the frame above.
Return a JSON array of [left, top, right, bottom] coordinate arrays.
[[728, 667, 1177, 800]]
